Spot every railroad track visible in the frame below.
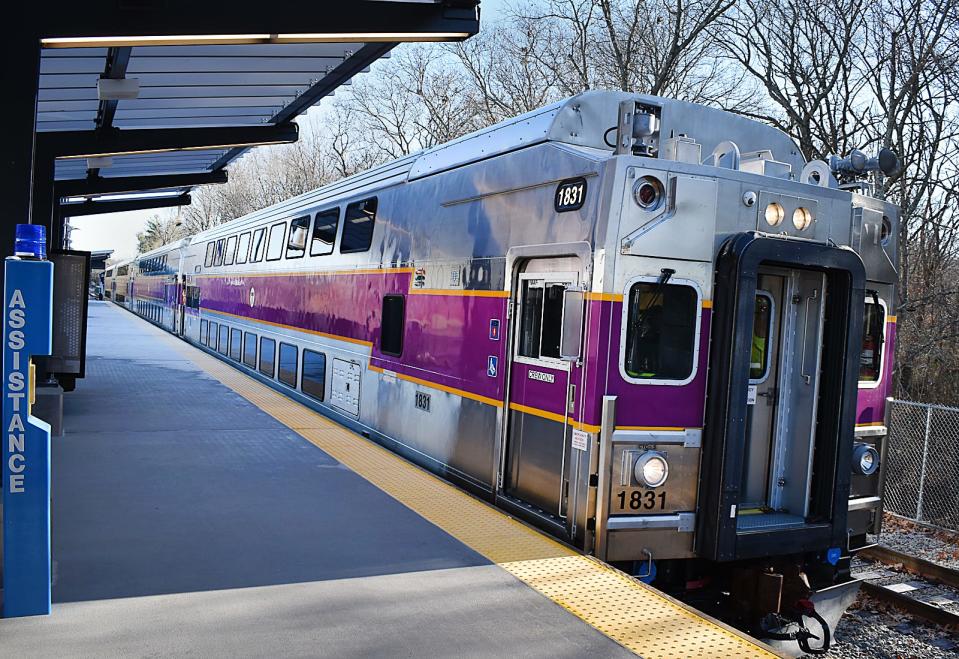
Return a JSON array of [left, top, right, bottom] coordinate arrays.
[[855, 545, 959, 630]]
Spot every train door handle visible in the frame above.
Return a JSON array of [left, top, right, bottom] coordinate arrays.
[[799, 289, 819, 384]]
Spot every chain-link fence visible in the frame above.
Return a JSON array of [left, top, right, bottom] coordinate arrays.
[[884, 399, 959, 532]]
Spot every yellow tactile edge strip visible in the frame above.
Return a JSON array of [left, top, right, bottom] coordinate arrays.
[[119, 308, 778, 659]]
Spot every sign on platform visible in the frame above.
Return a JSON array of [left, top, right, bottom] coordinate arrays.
[[2, 258, 54, 618]]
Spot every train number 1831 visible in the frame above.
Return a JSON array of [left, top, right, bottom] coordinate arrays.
[[614, 489, 666, 512], [554, 177, 587, 212]]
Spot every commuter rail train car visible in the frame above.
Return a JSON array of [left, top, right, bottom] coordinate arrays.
[[105, 91, 898, 651], [103, 258, 134, 304], [130, 240, 191, 334]]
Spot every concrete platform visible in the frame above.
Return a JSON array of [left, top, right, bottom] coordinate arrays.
[[0, 303, 632, 657]]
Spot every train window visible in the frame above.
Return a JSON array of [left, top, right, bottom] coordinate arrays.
[[341, 197, 377, 254], [266, 222, 285, 261], [224, 235, 238, 265], [236, 232, 251, 265], [750, 293, 774, 381], [200, 319, 208, 345], [310, 208, 339, 256], [186, 286, 200, 309], [259, 337, 276, 377], [278, 342, 298, 386], [301, 350, 326, 401], [286, 215, 310, 259], [208, 321, 218, 348], [860, 299, 885, 382], [540, 285, 566, 359], [218, 324, 229, 355], [230, 328, 242, 361], [623, 282, 697, 381], [380, 294, 405, 357], [518, 282, 544, 358], [214, 239, 225, 266], [250, 228, 267, 263], [243, 332, 257, 368]]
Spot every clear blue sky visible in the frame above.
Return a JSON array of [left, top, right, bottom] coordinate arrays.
[[69, 1, 510, 260]]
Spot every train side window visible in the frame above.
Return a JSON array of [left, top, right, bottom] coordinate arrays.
[[301, 350, 326, 401], [200, 319, 208, 345], [310, 208, 339, 256], [218, 324, 229, 355], [266, 222, 286, 261], [208, 321, 218, 348], [518, 282, 544, 358], [224, 235, 238, 265], [341, 197, 377, 254], [259, 337, 276, 377], [623, 281, 697, 382], [380, 294, 405, 357], [230, 328, 242, 361], [286, 215, 310, 259], [250, 228, 267, 263], [213, 239, 225, 266], [243, 332, 257, 368], [860, 299, 886, 382], [278, 342, 298, 386], [236, 232, 251, 265]]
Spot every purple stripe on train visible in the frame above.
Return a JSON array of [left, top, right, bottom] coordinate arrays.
[[856, 321, 897, 425], [200, 272, 508, 402]]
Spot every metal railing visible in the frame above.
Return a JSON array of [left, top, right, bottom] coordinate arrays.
[[884, 399, 959, 532]]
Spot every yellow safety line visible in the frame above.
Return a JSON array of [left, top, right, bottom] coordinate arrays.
[[111, 310, 778, 659]]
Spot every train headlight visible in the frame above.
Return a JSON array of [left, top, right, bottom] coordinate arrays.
[[852, 443, 880, 476], [764, 202, 785, 227], [634, 451, 669, 488]]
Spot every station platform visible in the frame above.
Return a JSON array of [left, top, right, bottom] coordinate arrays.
[[0, 302, 776, 658]]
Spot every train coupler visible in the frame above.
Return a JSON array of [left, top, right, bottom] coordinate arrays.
[[761, 599, 831, 655]]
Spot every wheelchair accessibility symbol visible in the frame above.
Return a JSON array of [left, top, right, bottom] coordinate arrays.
[[487, 355, 498, 378]]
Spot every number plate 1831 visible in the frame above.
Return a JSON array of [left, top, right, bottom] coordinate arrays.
[[613, 488, 667, 512]]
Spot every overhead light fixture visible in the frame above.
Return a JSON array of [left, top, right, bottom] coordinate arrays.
[[41, 32, 471, 48], [97, 78, 140, 100], [87, 156, 113, 169]]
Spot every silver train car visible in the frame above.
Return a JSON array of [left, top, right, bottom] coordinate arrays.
[[105, 91, 898, 650]]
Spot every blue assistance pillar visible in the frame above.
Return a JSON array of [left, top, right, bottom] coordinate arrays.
[[2, 224, 53, 618]]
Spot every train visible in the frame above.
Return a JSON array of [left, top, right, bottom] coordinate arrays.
[[104, 91, 898, 653]]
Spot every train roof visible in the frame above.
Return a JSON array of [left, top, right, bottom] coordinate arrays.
[[190, 90, 806, 242]]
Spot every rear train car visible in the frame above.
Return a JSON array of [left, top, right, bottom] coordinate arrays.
[[108, 91, 898, 651]]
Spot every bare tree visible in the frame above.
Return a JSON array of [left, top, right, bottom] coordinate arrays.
[[136, 212, 184, 252]]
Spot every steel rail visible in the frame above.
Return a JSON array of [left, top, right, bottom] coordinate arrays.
[[860, 545, 959, 590], [860, 582, 959, 630], [858, 544, 959, 629]]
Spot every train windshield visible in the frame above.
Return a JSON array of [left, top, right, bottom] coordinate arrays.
[[624, 282, 697, 381]]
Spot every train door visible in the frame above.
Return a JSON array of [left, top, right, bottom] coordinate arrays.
[[740, 267, 825, 526], [503, 260, 581, 521]]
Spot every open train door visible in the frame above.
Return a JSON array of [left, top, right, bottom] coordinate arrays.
[[500, 254, 586, 536], [697, 232, 865, 562]]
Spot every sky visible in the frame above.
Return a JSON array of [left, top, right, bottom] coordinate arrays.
[[68, 0, 510, 261]]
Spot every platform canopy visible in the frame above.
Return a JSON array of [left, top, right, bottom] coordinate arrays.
[[2, 1, 480, 253]]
